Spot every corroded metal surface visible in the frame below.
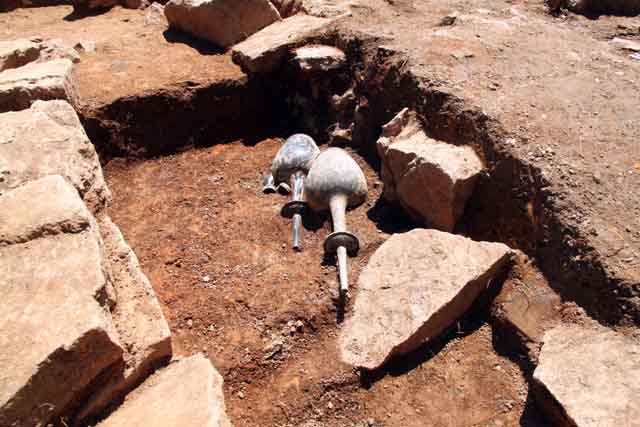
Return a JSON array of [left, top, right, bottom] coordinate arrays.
[[263, 134, 320, 250], [270, 134, 320, 185], [304, 147, 367, 212]]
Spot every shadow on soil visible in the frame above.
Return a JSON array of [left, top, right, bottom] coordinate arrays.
[[366, 197, 415, 235], [163, 28, 225, 55], [519, 390, 549, 427], [491, 322, 548, 426], [359, 313, 486, 388], [63, 6, 111, 21]]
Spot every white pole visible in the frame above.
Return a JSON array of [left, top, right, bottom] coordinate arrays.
[[337, 246, 349, 294], [290, 171, 305, 251], [329, 194, 349, 294]]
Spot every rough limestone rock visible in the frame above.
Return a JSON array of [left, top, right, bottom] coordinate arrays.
[[610, 37, 640, 52], [0, 58, 77, 113], [165, 0, 281, 49], [340, 229, 512, 370], [270, 0, 305, 17], [232, 14, 332, 73], [0, 39, 40, 72], [0, 175, 92, 245], [377, 108, 483, 232], [0, 176, 123, 427], [74, 39, 97, 54], [145, 2, 168, 26], [292, 45, 346, 72], [99, 354, 232, 427], [0, 100, 110, 212], [0, 38, 80, 73], [77, 216, 172, 422], [37, 38, 82, 64], [533, 324, 640, 427], [302, 0, 356, 17]]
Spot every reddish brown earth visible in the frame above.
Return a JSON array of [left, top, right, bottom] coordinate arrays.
[[341, 0, 640, 325], [105, 139, 544, 427], [0, 6, 262, 159], [3, 2, 639, 426], [0, 5, 241, 107]]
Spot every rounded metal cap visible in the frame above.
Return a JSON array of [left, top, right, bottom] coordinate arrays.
[[324, 231, 360, 256], [281, 200, 307, 218], [262, 174, 277, 193]]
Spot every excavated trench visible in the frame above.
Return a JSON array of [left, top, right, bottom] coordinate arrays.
[[83, 32, 623, 426]]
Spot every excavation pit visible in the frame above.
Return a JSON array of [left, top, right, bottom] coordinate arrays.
[[104, 138, 545, 427], [5, 3, 638, 426], [89, 52, 552, 423], [6, 6, 549, 424]]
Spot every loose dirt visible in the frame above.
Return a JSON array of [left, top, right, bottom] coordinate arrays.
[[0, 5, 241, 107], [105, 138, 544, 426], [4, 1, 638, 425]]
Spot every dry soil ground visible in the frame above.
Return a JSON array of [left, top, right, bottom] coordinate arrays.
[[2, 1, 639, 426], [105, 140, 544, 427], [0, 5, 241, 106], [342, 0, 640, 324]]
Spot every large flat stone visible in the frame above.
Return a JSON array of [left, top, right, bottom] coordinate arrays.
[[292, 44, 346, 73], [98, 354, 232, 427], [0, 38, 80, 74], [37, 38, 81, 64], [610, 37, 640, 52], [533, 323, 640, 427], [232, 14, 332, 73], [0, 176, 123, 427], [77, 217, 172, 422], [0, 59, 77, 113], [0, 39, 40, 72], [340, 229, 512, 370], [0, 100, 110, 213], [0, 175, 90, 245], [377, 108, 483, 232], [165, 0, 281, 48]]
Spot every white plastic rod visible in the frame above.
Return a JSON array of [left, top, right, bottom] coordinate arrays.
[[337, 246, 349, 294], [291, 171, 305, 251], [329, 194, 347, 233], [292, 214, 302, 250], [329, 194, 349, 293]]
